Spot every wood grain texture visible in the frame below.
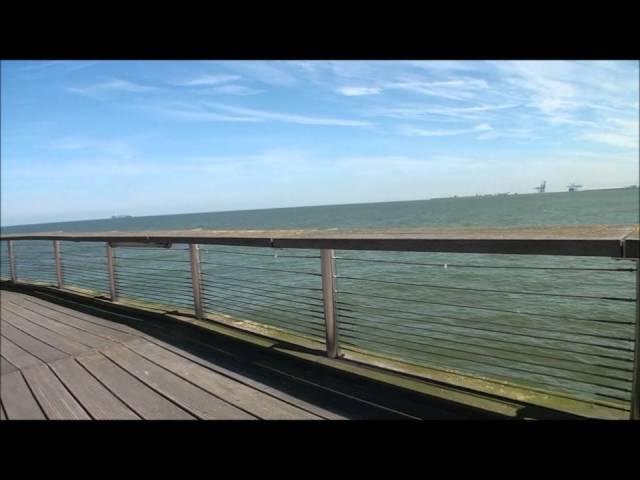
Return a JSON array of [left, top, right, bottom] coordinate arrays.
[[76, 352, 195, 420], [22, 364, 90, 420], [101, 344, 255, 420], [49, 356, 139, 420], [1, 371, 46, 420], [1, 224, 637, 257]]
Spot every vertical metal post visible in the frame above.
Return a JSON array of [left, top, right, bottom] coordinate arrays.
[[632, 260, 640, 420], [321, 249, 339, 358], [53, 240, 63, 288], [7, 240, 17, 283], [106, 242, 118, 301], [189, 243, 205, 320]]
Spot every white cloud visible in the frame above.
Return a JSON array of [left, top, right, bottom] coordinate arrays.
[[67, 79, 161, 98], [178, 74, 240, 86], [337, 86, 382, 96], [225, 61, 297, 86], [209, 84, 262, 96], [209, 104, 372, 127], [399, 123, 492, 137]]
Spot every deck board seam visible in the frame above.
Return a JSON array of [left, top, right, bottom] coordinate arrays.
[[75, 350, 197, 420], [2, 308, 89, 357], [104, 342, 261, 420], [129, 335, 331, 419], [16, 369, 49, 420], [1, 335, 50, 368], [3, 300, 109, 352], [12, 298, 137, 344]]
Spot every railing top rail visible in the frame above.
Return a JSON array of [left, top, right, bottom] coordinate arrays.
[[1, 224, 638, 258]]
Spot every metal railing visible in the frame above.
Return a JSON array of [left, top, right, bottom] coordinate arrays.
[[0, 227, 638, 419]]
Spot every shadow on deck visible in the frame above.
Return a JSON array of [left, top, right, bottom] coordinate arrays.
[[0, 284, 584, 420]]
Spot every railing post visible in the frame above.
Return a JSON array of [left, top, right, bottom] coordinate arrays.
[[321, 249, 339, 358], [632, 260, 640, 420], [7, 240, 17, 283], [106, 242, 118, 301], [189, 243, 205, 320], [53, 240, 63, 289]]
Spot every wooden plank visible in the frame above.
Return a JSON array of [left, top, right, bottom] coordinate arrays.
[[76, 352, 195, 420], [11, 296, 136, 343], [1, 309, 89, 356], [49, 357, 139, 420], [0, 336, 45, 370], [21, 364, 91, 420], [1, 322, 70, 363], [4, 301, 117, 350], [23, 292, 345, 419], [1, 371, 46, 420], [20, 294, 144, 338], [101, 345, 255, 420], [1, 356, 18, 375], [126, 339, 321, 420], [0, 401, 6, 420], [1, 224, 637, 257]]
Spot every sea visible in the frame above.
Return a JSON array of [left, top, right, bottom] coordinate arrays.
[[1, 187, 638, 408]]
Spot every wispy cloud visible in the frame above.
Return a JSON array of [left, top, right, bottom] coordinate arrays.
[[336, 86, 382, 96], [67, 79, 161, 98], [206, 85, 262, 96], [49, 137, 136, 159], [224, 61, 297, 86], [399, 123, 492, 137], [208, 104, 372, 127], [178, 74, 240, 86]]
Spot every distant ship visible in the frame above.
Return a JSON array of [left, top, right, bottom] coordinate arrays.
[[111, 215, 133, 219]]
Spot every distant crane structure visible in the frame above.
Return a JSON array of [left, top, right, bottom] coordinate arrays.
[[535, 180, 546, 193], [567, 183, 582, 192]]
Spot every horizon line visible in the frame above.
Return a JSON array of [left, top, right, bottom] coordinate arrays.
[[2, 184, 637, 229]]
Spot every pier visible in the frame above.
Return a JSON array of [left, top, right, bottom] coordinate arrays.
[[1, 224, 638, 420]]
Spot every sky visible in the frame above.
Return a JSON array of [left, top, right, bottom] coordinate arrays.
[[1, 60, 638, 226]]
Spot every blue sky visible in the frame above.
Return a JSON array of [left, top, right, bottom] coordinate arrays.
[[1, 60, 638, 226]]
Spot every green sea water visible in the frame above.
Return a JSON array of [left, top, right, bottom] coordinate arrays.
[[3, 187, 638, 234], [2, 187, 638, 408]]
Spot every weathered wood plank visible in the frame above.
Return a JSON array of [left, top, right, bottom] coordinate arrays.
[[1, 356, 18, 375], [21, 364, 91, 420], [31, 293, 346, 419], [20, 294, 144, 338], [49, 357, 139, 420], [11, 296, 136, 343], [0, 336, 45, 370], [1, 224, 637, 257], [76, 352, 195, 420], [138, 336, 348, 420], [1, 371, 46, 420], [1, 309, 89, 356], [0, 401, 6, 420], [1, 321, 70, 363], [101, 345, 255, 420], [126, 338, 321, 420], [4, 301, 117, 350]]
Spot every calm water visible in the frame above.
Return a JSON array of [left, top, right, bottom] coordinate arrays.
[[2, 188, 638, 408], [3, 187, 639, 234]]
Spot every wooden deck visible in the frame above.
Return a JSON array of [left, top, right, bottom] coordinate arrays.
[[0, 288, 523, 420]]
